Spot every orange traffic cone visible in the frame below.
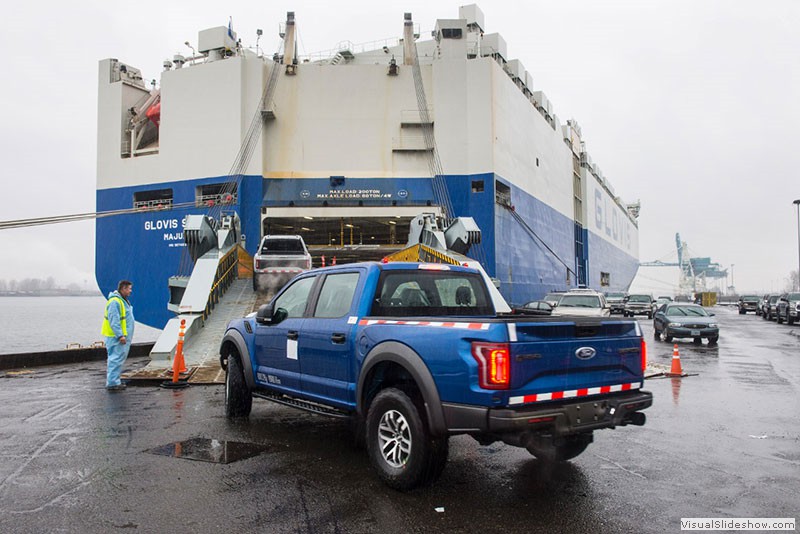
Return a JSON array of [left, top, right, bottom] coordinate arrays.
[[161, 319, 190, 389], [667, 344, 684, 377], [321, 255, 326, 267]]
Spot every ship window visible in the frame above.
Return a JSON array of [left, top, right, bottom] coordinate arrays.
[[441, 28, 463, 39], [196, 182, 238, 207], [471, 180, 484, 193], [134, 189, 173, 209], [600, 272, 610, 287], [495, 181, 511, 206]]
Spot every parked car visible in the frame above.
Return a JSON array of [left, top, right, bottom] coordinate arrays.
[[655, 296, 672, 309], [756, 294, 771, 316], [653, 302, 719, 345], [737, 295, 760, 315], [762, 294, 781, 321], [253, 235, 312, 292], [624, 294, 655, 319], [542, 291, 565, 307], [514, 300, 554, 316], [552, 289, 609, 317], [604, 292, 627, 315], [776, 292, 800, 325]]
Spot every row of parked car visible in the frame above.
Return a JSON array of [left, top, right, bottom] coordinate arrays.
[[517, 290, 720, 345], [738, 293, 800, 325], [517, 290, 673, 320]]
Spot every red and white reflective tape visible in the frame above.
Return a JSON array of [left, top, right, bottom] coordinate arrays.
[[358, 319, 490, 330], [508, 382, 642, 406], [258, 269, 302, 274]]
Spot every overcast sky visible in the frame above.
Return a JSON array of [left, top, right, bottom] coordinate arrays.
[[0, 0, 798, 294]]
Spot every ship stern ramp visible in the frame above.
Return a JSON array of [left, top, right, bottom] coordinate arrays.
[[127, 278, 256, 384]]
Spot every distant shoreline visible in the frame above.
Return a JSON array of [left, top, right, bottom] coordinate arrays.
[[0, 291, 101, 298]]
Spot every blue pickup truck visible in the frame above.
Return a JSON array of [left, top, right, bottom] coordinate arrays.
[[220, 262, 652, 490]]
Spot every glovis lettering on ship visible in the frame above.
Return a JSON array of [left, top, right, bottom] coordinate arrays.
[[143, 217, 187, 231], [594, 188, 632, 251]]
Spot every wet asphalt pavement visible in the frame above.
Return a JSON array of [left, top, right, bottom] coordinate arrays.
[[0, 307, 797, 533]]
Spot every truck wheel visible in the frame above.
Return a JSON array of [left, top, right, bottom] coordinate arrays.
[[664, 335, 673, 343], [366, 388, 449, 491], [789, 317, 796, 326], [647, 312, 653, 319], [527, 433, 592, 462], [653, 328, 660, 341], [225, 355, 252, 418], [708, 336, 718, 346], [693, 337, 702, 345], [777, 314, 784, 324]]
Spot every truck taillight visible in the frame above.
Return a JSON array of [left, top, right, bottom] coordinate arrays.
[[471, 342, 510, 390], [640, 337, 647, 373]]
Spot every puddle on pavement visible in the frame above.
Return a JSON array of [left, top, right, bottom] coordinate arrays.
[[146, 438, 270, 464]]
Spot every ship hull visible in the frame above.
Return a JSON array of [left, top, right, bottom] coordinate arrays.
[[97, 173, 637, 328]]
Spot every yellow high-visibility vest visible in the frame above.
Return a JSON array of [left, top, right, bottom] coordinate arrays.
[[101, 296, 128, 338]]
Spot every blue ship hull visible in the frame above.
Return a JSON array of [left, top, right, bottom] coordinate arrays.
[[96, 174, 638, 329]]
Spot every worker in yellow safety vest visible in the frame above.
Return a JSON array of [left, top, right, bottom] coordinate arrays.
[[101, 280, 135, 390]]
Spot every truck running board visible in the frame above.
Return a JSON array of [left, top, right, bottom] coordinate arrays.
[[252, 390, 351, 419]]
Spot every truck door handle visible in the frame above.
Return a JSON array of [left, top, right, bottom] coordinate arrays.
[[331, 333, 346, 344], [287, 331, 299, 340]]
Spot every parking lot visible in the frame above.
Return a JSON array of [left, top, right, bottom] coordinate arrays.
[[0, 306, 797, 533]]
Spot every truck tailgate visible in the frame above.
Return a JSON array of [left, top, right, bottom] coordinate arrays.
[[507, 319, 644, 403]]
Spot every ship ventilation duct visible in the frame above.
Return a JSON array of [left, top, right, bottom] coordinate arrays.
[[403, 13, 415, 65]]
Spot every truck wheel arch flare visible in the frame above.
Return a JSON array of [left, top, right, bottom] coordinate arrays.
[[220, 329, 256, 390], [358, 341, 447, 437]]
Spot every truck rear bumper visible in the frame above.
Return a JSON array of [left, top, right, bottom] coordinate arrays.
[[442, 390, 653, 437]]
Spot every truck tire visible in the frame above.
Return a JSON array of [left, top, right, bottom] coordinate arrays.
[[777, 314, 784, 324], [225, 355, 252, 418], [708, 336, 718, 346], [653, 328, 660, 341], [664, 335, 673, 343], [527, 432, 592, 462], [366, 388, 449, 491]]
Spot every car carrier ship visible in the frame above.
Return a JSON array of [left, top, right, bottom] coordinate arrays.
[[95, 4, 640, 329]]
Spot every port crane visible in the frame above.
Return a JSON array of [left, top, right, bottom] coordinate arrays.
[[639, 233, 727, 294]]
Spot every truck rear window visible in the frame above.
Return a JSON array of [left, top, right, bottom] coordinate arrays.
[[370, 271, 493, 317], [259, 239, 305, 255]]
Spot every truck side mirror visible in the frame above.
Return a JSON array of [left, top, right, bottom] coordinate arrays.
[[257, 303, 289, 325], [256, 303, 275, 325]]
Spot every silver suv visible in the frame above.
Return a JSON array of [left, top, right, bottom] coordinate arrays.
[[552, 289, 609, 317]]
